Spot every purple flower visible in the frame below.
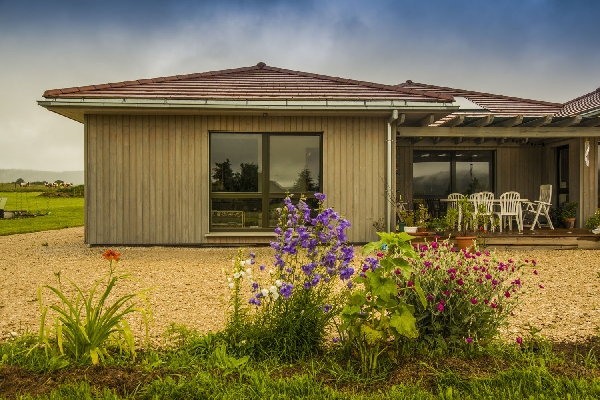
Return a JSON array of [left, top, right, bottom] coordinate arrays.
[[315, 192, 326, 202], [347, 281, 353, 289], [280, 282, 294, 299], [332, 337, 339, 343], [340, 267, 354, 281], [252, 282, 259, 292], [323, 304, 332, 313]]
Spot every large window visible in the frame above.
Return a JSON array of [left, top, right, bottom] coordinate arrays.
[[210, 133, 321, 230], [412, 150, 494, 215]]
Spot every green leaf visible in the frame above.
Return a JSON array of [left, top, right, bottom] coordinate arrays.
[[362, 241, 382, 255], [360, 324, 384, 346], [390, 257, 413, 279], [413, 278, 427, 309], [390, 304, 419, 339]]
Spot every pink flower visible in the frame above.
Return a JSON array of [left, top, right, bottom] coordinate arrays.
[[444, 290, 450, 296], [490, 303, 498, 309], [485, 274, 492, 280], [457, 278, 464, 286], [539, 284, 545, 289], [504, 291, 511, 298], [376, 252, 384, 258], [466, 337, 473, 344], [516, 337, 523, 345], [533, 269, 538, 275], [437, 302, 445, 312], [532, 260, 537, 266], [470, 298, 478, 305]]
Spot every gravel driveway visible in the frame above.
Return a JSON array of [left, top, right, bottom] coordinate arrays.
[[1, 227, 599, 345]]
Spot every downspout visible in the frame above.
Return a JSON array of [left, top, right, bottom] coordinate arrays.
[[387, 110, 399, 232]]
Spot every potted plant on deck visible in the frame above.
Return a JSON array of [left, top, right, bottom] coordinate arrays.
[[585, 209, 600, 234], [398, 209, 417, 233], [561, 202, 578, 229], [415, 203, 431, 233], [452, 197, 476, 250]]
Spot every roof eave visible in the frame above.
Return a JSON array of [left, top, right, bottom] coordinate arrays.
[[37, 97, 459, 123]]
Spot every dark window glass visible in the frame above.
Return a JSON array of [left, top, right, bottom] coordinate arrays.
[[270, 136, 321, 193], [211, 198, 262, 228], [413, 152, 451, 196], [211, 133, 262, 192], [210, 133, 321, 230], [455, 151, 492, 193]]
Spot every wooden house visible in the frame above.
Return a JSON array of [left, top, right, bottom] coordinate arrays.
[[38, 63, 600, 245]]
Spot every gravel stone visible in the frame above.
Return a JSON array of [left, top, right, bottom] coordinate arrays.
[[1, 227, 599, 344]]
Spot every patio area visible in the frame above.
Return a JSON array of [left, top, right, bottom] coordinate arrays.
[[411, 227, 600, 250]]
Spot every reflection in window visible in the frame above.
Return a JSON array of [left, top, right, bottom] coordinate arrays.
[[270, 136, 321, 193], [455, 152, 492, 193], [412, 152, 451, 196], [210, 133, 321, 230], [211, 134, 262, 192]]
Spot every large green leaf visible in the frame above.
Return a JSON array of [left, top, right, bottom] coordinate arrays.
[[390, 304, 419, 339], [390, 257, 413, 279], [360, 324, 384, 346], [362, 241, 382, 255], [413, 278, 427, 309]]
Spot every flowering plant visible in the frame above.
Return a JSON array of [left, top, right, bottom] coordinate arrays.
[[339, 232, 424, 374], [398, 239, 536, 345], [224, 193, 356, 359]]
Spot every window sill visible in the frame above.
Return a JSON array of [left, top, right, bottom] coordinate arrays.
[[205, 232, 277, 237]]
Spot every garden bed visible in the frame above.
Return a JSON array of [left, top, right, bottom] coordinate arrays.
[[0, 227, 599, 345]]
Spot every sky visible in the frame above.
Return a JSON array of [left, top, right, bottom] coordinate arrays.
[[0, 0, 599, 171]]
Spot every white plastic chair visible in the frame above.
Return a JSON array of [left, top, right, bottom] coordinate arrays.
[[524, 185, 554, 230], [495, 191, 523, 232], [446, 193, 464, 230], [469, 191, 496, 232]]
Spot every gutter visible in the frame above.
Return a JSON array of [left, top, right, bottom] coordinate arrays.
[[387, 110, 399, 232]]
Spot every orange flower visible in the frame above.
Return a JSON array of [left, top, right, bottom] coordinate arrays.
[[103, 249, 121, 262]]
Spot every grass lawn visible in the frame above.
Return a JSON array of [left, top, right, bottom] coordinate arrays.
[[0, 191, 84, 236]]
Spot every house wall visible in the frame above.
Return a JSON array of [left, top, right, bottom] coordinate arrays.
[[84, 114, 386, 245]]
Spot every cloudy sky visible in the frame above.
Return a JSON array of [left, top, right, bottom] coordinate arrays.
[[1, 0, 598, 171]]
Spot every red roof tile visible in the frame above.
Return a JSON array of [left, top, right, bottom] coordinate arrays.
[[557, 87, 600, 116], [43, 62, 454, 102], [397, 81, 562, 117]]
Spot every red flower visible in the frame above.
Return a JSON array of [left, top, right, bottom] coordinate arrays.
[[103, 249, 121, 262]]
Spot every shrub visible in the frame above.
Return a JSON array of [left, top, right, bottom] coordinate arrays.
[[224, 193, 356, 360], [392, 239, 535, 347], [339, 232, 423, 375], [36, 250, 152, 365]]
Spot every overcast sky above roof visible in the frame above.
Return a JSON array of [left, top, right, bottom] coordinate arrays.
[[1, 0, 599, 171]]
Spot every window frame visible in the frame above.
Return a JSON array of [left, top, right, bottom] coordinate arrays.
[[209, 131, 323, 231]]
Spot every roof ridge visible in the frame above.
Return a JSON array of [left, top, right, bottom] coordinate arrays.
[[44, 62, 454, 101], [260, 64, 454, 101], [562, 86, 600, 106], [398, 81, 562, 108]]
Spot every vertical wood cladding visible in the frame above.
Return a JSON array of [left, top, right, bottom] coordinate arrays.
[[85, 115, 386, 244]]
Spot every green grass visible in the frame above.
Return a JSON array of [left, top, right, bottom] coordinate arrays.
[[0, 191, 84, 236]]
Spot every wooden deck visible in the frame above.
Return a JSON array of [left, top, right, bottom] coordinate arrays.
[[412, 228, 600, 250]]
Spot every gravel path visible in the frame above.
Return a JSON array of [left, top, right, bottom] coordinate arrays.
[[1, 227, 599, 345]]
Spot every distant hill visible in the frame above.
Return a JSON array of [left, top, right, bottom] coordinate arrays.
[[0, 169, 84, 185]]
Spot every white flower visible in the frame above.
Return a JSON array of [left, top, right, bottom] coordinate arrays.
[[275, 279, 282, 287], [245, 259, 252, 266], [233, 272, 240, 279], [272, 292, 280, 300], [270, 285, 277, 294], [246, 268, 253, 276], [240, 271, 246, 278], [227, 277, 232, 283], [228, 283, 235, 289], [269, 269, 274, 275], [240, 260, 246, 266], [261, 288, 270, 297]]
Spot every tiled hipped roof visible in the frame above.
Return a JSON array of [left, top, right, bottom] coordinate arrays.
[[557, 87, 600, 117], [43, 62, 453, 102], [397, 81, 562, 117]]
